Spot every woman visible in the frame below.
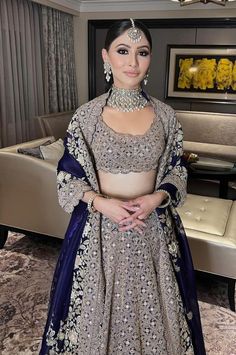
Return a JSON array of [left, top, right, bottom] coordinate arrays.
[[40, 19, 206, 355]]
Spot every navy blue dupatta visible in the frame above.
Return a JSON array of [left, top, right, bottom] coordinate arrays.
[[39, 146, 89, 354], [173, 212, 206, 354]]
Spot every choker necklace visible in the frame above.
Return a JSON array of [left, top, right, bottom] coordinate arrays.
[[107, 86, 148, 112]]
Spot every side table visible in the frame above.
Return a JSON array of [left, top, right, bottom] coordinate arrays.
[[188, 165, 236, 199]]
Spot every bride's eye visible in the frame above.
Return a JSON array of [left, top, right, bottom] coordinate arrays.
[[117, 48, 128, 55], [139, 50, 150, 57]]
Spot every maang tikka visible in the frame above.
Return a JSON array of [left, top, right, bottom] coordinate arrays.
[[104, 62, 112, 82], [127, 18, 142, 43]]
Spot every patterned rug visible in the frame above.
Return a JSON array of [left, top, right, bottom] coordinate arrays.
[[0, 232, 236, 355]]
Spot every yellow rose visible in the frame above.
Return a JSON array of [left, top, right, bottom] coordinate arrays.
[[232, 60, 236, 91], [178, 58, 194, 89], [192, 58, 216, 90], [216, 58, 233, 90]]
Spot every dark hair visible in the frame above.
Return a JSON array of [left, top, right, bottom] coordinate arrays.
[[104, 19, 152, 90], [105, 19, 152, 51]]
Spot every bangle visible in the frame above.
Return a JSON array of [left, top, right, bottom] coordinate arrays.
[[157, 189, 171, 208], [87, 193, 104, 213]]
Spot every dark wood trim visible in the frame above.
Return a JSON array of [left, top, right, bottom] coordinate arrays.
[[88, 18, 236, 99], [228, 278, 236, 312], [88, 21, 98, 101], [0, 225, 8, 248], [196, 271, 236, 312], [0, 225, 62, 248]]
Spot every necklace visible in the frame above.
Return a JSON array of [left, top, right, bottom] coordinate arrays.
[[107, 85, 148, 112]]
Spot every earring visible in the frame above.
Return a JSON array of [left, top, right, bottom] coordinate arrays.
[[143, 71, 149, 86], [104, 62, 112, 82]]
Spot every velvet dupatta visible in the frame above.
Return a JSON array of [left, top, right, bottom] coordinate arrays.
[[39, 93, 206, 355]]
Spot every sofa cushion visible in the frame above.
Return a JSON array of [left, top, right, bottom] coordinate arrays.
[[177, 194, 236, 279], [176, 110, 236, 146], [37, 111, 73, 140], [177, 194, 232, 237], [40, 138, 64, 164], [17, 139, 52, 159]]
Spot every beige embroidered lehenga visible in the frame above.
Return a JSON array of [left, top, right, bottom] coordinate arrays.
[[39, 93, 205, 355]]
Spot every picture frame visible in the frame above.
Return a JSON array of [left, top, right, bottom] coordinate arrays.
[[165, 45, 236, 103]]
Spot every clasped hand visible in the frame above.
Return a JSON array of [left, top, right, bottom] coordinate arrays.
[[94, 192, 166, 235]]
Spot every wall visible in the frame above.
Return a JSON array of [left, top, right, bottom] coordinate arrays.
[[77, 8, 236, 115], [31, 1, 236, 113]]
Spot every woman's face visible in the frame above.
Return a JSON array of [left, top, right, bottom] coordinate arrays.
[[102, 29, 151, 90]]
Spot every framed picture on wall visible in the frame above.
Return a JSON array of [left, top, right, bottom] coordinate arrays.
[[165, 45, 236, 103]]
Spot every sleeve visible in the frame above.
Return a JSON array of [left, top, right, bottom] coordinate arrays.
[[56, 115, 93, 214], [157, 119, 188, 208], [57, 166, 91, 214]]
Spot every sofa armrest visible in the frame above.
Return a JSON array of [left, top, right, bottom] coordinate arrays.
[[0, 149, 69, 238], [0, 136, 55, 153], [183, 141, 236, 163]]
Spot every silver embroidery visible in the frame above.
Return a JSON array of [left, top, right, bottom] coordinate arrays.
[[91, 114, 165, 174], [57, 172, 91, 213], [48, 94, 193, 353], [46, 213, 194, 354]]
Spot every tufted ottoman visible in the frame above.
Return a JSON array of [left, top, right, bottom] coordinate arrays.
[[177, 193, 236, 311]]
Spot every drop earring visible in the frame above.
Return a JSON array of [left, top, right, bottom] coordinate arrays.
[[104, 62, 112, 82], [143, 71, 149, 86]]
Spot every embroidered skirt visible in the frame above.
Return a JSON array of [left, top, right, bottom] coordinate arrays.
[[46, 212, 194, 355]]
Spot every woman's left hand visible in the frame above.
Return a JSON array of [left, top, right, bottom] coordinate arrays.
[[118, 191, 168, 232]]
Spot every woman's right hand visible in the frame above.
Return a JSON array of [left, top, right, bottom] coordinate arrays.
[[93, 196, 131, 223], [93, 196, 146, 233]]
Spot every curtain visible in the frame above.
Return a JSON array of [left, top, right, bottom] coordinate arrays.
[[0, 0, 78, 147], [42, 7, 78, 113], [0, 0, 45, 147]]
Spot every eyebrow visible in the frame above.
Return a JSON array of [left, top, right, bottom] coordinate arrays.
[[115, 43, 150, 50]]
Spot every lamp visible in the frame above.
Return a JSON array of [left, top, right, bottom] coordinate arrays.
[[171, 0, 235, 6]]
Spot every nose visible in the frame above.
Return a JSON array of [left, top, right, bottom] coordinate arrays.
[[129, 53, 138, 68]]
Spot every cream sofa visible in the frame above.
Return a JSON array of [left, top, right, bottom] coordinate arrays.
[[0, 111, 73, 247], [177, 193, 236, 311], [176, 110, 236, 162], [0, 109, 235, 245], [0, 137, 70, 246]]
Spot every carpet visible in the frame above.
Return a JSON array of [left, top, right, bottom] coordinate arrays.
[[0, 232, 236, 355]]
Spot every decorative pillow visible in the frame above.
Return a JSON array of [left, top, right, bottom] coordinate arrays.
[[40, 138, 64, 164], [17, 140, 52, 159]]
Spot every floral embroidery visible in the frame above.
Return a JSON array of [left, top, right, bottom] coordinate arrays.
[[57, 172, 91, 213], [168, 241, 179, 257], [46, 213, 194, 354], [90, 114, 165, 174], [44, 93, 197, 354]]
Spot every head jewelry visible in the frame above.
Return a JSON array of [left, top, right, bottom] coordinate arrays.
[[127, 18, 142, 43]]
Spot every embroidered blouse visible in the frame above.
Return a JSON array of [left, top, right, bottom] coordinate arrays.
[[91, 114, 165, 174], [57, 93, 187, 214]]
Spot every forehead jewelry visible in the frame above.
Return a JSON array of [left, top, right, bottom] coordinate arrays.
[[127, 18, 142, 43]]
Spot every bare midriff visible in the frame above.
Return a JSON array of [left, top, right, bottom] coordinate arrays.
[[98, 169, 157, 200]]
